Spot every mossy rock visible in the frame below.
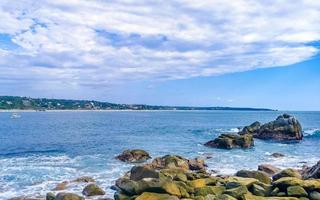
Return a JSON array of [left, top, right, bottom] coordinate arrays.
[[287, 186, 308, 197], [226, 176, 259, 187], [215, 194, 237, 200], [301, 179, 320, 190], [243, 193, 299, 200], [204, 194, 216, 200], [55, 193, 84, 200], [223, 185, 248, 199], [187, 179, 207, 188], [251, 184, 267, 196], [235, 170, 271, 184], [195, 186, 225, 196], [273, 169, 302, 181], [135, 192, 179, 200], [159, 168, 187, 182], [82, 183, 105, 196], [114, 192, 134, 200], [46, 192, 55, 200], [194, 196, 205, 200], [130, 166, 159, 181], [273, 177, 304, 189], [310, 191, 320, 200]]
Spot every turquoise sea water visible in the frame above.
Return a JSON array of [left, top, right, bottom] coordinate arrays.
[[0, 111, 319, 199]]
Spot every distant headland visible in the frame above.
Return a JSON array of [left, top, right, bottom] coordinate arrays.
[[0, 96, 274, 111]]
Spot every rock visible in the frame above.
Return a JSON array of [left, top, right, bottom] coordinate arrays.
[[301, 161, 320, 179], [287, 186, 308, 197], [146, 155, 190, 170], [243, 193, 299, 200], [188, 158, 207, 171], [204, 134, 254, 149], [223, 185, 248, 199], [73, 176, 95, 183], [46, 193, 55, 200], [215, 194, 237, 200], [159, 168, 187, 182], [239, 121, 261, 135], [253, 114, 303, 140], [225, 176, 259, 187], [116, 149, 151, 163], [55, 193, 84, 200], [188, 178, 207, 188], [130, 166, 159, 181], [235, 170, 271, 184], [251, 184, 267, 196], [135, 192, 179, 200], [273, 169, 302, 181], [195, 186, 225, 196], [273, 177, 304, 189], [204, 194, 216, 200], [310, 191, 320, 200], [9, 197, 44, 200], [272, 153, 285, 158], [114, 192, 132, 200], [53, 181, 69, 191], [258, 164, 280, 176], [82, 183, 105, 196]]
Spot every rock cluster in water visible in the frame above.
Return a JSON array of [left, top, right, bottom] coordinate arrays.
[[205, 114, 303, 150], [239, 114, 303, 141]]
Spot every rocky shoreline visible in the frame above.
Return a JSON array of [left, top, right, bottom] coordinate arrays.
[[9, 114, 320, 200]]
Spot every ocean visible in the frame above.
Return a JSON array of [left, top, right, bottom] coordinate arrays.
[[0, 111, 319, 199]]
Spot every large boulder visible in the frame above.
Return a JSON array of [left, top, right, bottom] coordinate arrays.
[[251, 114, 303, 140], [145, 155, 206, 171], [82, 183, 105, 196], [301, 161, 320, 179], [204, 134, 254, 149], [116, 149, 151, 163], [235, 170, 271, 184], [273, 169, 302, 181], [130, 166, 159, 181]]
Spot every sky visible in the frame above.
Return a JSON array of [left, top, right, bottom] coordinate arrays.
[[0, 0, 319, 111]]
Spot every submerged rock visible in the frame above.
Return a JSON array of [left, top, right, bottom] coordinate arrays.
[[271, 153, 285, 158], [240, 114, 303, 141], [116, 149, 151, 163], [53, 181, 69, 191], [204, 134, 254, 149], [82, 183, 105, 196], [301, 161, 320, 179], [72, 176, 95, 183]]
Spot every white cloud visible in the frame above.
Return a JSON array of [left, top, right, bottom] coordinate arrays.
[[0, 0, 319, 90]]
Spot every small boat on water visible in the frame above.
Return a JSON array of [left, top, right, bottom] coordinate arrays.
[[10, 113, 21, 119]]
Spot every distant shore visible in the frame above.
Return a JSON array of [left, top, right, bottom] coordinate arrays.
[[0, 109, 277, 113]]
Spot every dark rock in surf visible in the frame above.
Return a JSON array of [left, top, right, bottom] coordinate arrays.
[[116, 149, 151, 163], [204, 134, 254, 149]]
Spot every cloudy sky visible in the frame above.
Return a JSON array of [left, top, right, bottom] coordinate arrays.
[[0, 0, 319, 110]]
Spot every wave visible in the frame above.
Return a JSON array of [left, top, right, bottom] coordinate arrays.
[[304, 128, 320, 138]]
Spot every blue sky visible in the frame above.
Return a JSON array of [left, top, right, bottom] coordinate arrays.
[[0, 1, 319, 111]]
